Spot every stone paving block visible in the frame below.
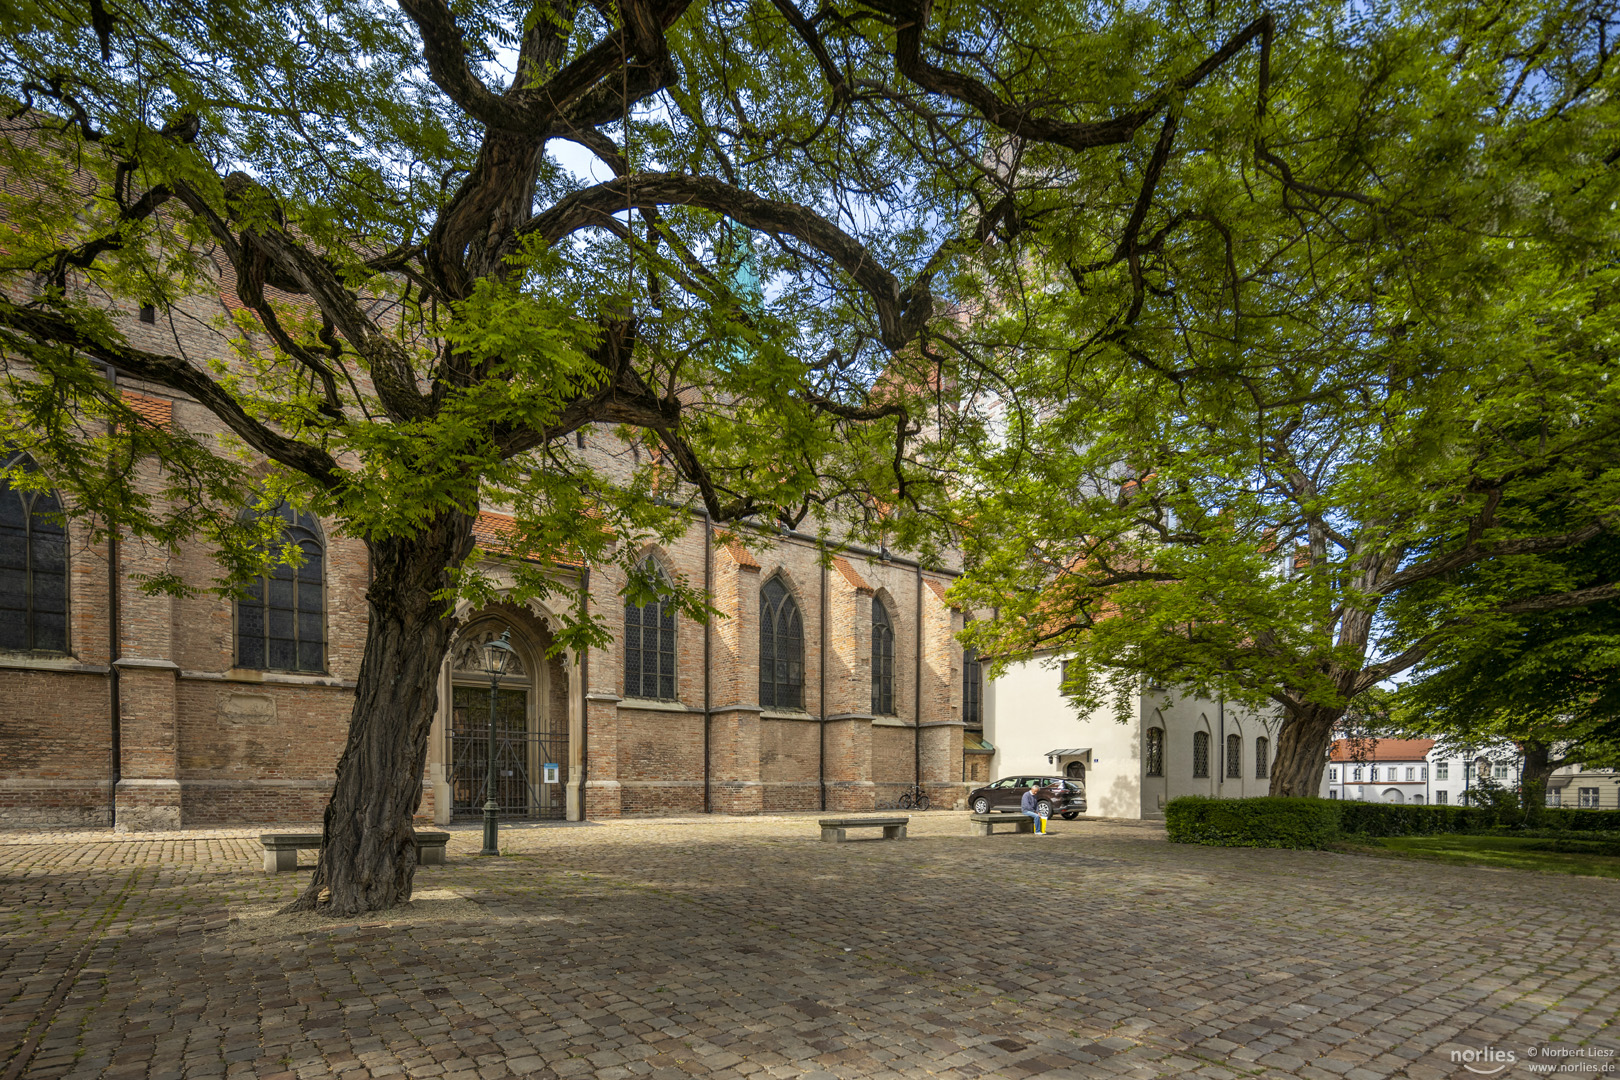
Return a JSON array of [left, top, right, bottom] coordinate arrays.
[[2, 816, 1619, 1080]]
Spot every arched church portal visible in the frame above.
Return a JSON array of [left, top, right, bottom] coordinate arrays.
[[448, 621, 569, 820]]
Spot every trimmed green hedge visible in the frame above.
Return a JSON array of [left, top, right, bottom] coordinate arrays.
[[1165, 796, 1340, 849], [1336, 802, 1495, 837], [1538, 807, 1620, 831], [1165, 797, 1620, 848]]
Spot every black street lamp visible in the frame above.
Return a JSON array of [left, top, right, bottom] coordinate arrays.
[[479, 629, 515, 856]]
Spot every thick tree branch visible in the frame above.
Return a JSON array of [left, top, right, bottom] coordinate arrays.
[[0, 298, 345, 490], [870, 4, 1272, 154], [514, 172, 931, 349], [1374, 522, 1608, 598]]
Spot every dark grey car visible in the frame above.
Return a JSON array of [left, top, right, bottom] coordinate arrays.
[[967, 775, 1087, 819]]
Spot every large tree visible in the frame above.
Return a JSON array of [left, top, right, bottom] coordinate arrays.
[[949, 0, 1620, 797], [0, 0, 1288, 911], [1387, 528, 1620, 811]]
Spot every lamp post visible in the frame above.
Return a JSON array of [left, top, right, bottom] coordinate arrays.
[[479, 629, 515, 856]]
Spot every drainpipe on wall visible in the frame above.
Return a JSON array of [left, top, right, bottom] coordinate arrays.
[[913, 565, 922, 791], [107, 511, 120, 829], [703, 512, 712, 814], [818, 544, 827, 812], [579, 565, 589, 818], [105, 365, 120, 830], [1217, 694, 1225, 793]]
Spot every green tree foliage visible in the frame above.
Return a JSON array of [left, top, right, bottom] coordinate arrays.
[[1389, 529, 1620, 810], [0, 0, 1296, 911], [950, 0, 1620, 798]]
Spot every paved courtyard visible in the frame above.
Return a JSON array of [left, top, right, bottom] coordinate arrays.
[[1, 813, 1616, 1080]]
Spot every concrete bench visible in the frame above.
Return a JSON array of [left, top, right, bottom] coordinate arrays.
[[819, 816, 908, 843], [259, 831, 451, 872], [970, 813, 1035, 836]]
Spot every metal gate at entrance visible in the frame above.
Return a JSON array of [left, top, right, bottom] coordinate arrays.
[[450, 685, 567, 820]]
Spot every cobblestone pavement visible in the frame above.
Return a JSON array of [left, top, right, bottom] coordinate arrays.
[[2, 813, 1616, 1080]]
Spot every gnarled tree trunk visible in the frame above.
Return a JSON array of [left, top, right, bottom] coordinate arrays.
[[1269, 703, 1344, 797], [281, 511, 476, 916]]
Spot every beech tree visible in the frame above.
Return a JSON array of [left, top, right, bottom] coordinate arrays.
[[950, 1, 1620, 797], [0, 0, 1289, 911]]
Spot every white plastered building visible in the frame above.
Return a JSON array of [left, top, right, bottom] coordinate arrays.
[[983, 652, 1280, 818]]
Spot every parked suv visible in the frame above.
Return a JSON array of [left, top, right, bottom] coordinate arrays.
[[968, 776, 1087, 819]]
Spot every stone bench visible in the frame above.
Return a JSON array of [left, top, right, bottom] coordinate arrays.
[[970, 813, 1035, 836], [818, 816, 908, 843], [259, 831, 451, 872]]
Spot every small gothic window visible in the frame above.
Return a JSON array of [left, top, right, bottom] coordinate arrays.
[[962, 644, 983, 727], [759, 576, 803, 709], [1145, 727, 1164, 777], [624, 559, 677, 700], [237, 502, 325, 672], [1193, 731, 1210, 778], [1256, 736, 1270, 779], [0, 451, 68, 652], [871, 601, 895, 715], [1226, 733, 1242, 778]]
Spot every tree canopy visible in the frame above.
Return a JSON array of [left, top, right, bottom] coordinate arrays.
[[949, 0, 1620, 796], [0, 0, 1302, 910]]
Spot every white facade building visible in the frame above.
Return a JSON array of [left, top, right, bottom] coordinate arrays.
[[983, 653, 1280, 818], [1320, 739, 1523, 805]]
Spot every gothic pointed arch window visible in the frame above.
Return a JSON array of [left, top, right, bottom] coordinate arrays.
[[1144, 727, 1165, 777], [1255, 736, 1270, 779], [1193, 730, 1210, 778], [624, 558, 677, 700], [236, 502, 325, 672], [1226, 733, 1242, 778], [759, 576, 803, 709], [871, 599, 895, 715], [0, 451, 68, 652]]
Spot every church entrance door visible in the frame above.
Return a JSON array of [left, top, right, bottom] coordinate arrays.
[[450, 685, 567, 820]]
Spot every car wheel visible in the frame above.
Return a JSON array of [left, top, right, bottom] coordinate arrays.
[[972, 797, 990, 815], [1062, 812, 1079, 820], [1036, 800, 1053, 818]]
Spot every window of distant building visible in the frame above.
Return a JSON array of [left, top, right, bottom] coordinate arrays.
[[759, 576, 804, 709], [1494, 763, 1510, 780], [1145, 728, 1164, 777], [1329, 767, 1338, 782], [236, 502, 325, 672], [1226, 733, 1241, 779], [1255, 736, 1269, 780], [1329, 790, 1339, 799], [0, 451, 68, 653], [1579, 787, 1600, 809], [624, 558, 677, 700], [1353, 766, 1363, 782], [1547, 789, 1561, 808], [1435, 760, 1449, 780], [1405, 767, 1415, 781], [1192, 731, 1210, 778], [1435, 790, 1448, 805]]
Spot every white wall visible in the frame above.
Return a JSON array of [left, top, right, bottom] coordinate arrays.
[[985, 657, 1276, 819]]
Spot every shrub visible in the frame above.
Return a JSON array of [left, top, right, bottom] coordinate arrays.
[[1336, 802, 1496, 837], [1537, 807, 1620, 832], [1165, 796, 1340, 849]]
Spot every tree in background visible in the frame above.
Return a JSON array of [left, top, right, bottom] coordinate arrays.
[[0, 0, 1291, 911], [950, 1, 1620, 797], [1389, 529, 1620, 813]]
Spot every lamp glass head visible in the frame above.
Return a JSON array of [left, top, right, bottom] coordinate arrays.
[[482, 629, 515, 679]]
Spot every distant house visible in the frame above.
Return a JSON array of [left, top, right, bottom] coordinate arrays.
[[1320, 739, 1522, 805], [984, 655, 1280, 818], [1547, 765, 1620, 809]]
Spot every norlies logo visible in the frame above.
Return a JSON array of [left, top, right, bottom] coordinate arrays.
[[1453, 1047, 1518, 1075]]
